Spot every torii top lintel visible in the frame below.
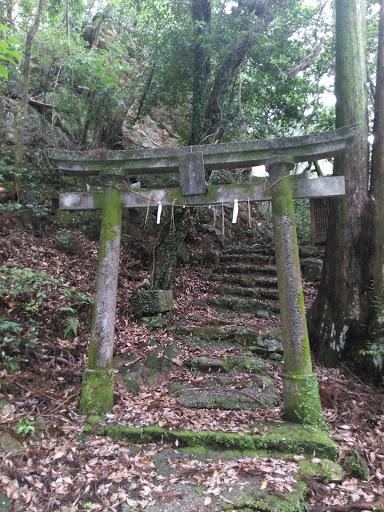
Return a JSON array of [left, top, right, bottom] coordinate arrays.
[[48, 125, 357, 178]]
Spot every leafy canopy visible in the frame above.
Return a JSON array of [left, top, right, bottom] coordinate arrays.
[[0, 24, 22, 79]]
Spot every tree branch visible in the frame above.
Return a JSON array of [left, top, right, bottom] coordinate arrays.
[[287, 45, 323, 80]]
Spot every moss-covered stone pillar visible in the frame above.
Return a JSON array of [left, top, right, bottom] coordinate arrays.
[[267, 160, 326, 430], [80, 180, 122, 415]]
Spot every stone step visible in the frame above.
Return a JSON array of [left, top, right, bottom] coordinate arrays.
[[223, 244, 275, 256], [210, 274, 278, 289], [216, 285, 280, 301], [170, 326, 283, 355], [215, 264, 278, 275], [219, 253, 272, 265], [184, 355, 266, 373], [181, 311, 277, 325], [86, 422, 339, 460], [197, 297, 280, 315], [170, 373, 280, 411]]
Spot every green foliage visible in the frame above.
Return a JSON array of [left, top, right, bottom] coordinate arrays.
[[0, 317, 39, 370], [359, 342, 384, 376], [0, 154, 52, 214], [17, 418, 36, 435], [0, 266, 92, 308], [62, 313, 79, 339], [348, 450, 369, 480], [0, 24, 22, 79], [0, 267, 93, 355], [294, 199, 311, 240], [29, 27, 133, 147]]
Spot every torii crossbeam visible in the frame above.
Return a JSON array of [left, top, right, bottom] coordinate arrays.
[[48, 125, 357, 429]]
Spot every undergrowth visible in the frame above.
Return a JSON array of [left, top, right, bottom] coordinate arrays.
[[0, 266, 93, 369]]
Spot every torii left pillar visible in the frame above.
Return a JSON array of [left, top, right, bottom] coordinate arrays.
[[80, 179, 122, 415]]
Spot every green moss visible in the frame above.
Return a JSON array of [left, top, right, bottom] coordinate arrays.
[[54, 210, 74, 223], [298, 459, 344, 483], [82, 422, 338, 459], [80, 368, 114, 415], [221, 478, 309, 512], [87, 415, 103, 424], [348, 450, 369, 480], [169, 383, 183, 394], [98, 187, 121, 254], [283, 374, 327, 432], [90, 191, 104, 209]]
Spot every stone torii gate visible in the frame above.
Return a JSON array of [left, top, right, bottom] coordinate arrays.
[[48, 125, 356, 429]]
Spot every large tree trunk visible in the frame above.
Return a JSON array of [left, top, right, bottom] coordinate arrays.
[[367, 0, 384, 374], [151, 210, 190, 290], [15, 0, 46, 177], [189, 0, 211, 145], [152, 0, 211, 290], [308, 0, 370, 365], [203, 1, 273, 140], [152, 0, 273, 289]]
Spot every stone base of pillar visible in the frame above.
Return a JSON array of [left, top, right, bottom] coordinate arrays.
[[80, 368, 114, 415], [282, 373, 327, 431]]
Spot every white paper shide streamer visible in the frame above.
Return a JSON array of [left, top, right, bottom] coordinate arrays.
[[156, 201, 163, 224], [232, 199, 239, 224]]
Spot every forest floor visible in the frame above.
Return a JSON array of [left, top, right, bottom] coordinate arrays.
[[0, 224, 384, 512]]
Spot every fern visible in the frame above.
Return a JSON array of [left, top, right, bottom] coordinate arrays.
[[63, 316, 79, 339]]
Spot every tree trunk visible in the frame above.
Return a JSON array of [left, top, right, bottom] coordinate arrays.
[[204, 2, 273, 139], [152, 0, 211, 289], [151, 210, 190, 290], [367, 0, 384, 374], [89, 5, 112, 48], [15, 0, 46, 178], [66, 0, 70, 41], [152, 0, 273, 289], [189, 0, 211, 145], [308, 0, 370, 365]]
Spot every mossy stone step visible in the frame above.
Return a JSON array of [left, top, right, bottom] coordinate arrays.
[[171, 325, 280, 343], [170, 325, 283, 356], [83, 422, 338, 460], [114, 340, 181, 394], [210, 274, 278, 288], [217, 285, 280, 301], [219, 253, 271, 265], [216, 264, 278, 275], [224, 245, 274, 256], [184, 355, 266, 373], [171, 372, 279, 410], [199, 297, 280, 314], [82, 422, 339, 512]]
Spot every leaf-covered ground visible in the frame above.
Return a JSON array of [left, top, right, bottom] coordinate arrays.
[[0, 226, 383, 511]]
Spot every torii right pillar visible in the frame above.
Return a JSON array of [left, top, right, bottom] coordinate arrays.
[[267, 159, 326, 431]]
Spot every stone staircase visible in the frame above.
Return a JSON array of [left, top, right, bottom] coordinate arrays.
[[119, 242, 322, 413], [199, 244, 280, 320], [112, 244, 337, 512], [167, 243, 284, 412]]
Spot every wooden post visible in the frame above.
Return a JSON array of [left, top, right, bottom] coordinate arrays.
[[267, 160, 326, 430], [80, 180, 122, 415]]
